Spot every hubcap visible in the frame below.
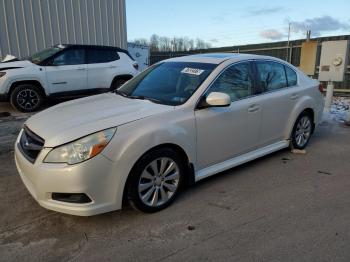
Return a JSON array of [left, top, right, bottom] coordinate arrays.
[[17, 89, 39, 110], [295, 116, 311, 147], [138, 157, 180, 207]]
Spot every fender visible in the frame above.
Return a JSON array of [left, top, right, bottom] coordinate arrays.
[[101, 108, 196, 208], [283, 95, 317, 139], [7, 75, 48, 96]]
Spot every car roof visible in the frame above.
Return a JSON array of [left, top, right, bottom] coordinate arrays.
[[55, 44, 128, 53], [165, 53, 285, 64]]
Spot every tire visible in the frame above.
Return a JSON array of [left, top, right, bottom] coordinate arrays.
[[127, 148, 186, 213], [10, 84, 44, 112], [290, 112, 313, 150], [110, 78, 128, 90]]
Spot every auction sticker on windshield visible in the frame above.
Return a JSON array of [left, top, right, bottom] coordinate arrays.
[[181, 67, 204, 75]]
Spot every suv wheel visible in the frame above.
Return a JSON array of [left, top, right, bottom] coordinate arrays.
[[10, 84, 44, 112], [290, 112, 313, 150], [127, 148, 185, 213]]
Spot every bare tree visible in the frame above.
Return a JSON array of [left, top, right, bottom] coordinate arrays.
[[149, 34, 160, 52], [132, 35, 212, 52], [133, 38, 149, 46]]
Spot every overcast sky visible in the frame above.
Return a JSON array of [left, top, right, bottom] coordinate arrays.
[[126, 0, 350, 47]]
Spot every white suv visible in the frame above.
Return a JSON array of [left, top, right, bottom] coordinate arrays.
[[15, 53, 324, 215], [0, 44, 139, 112]]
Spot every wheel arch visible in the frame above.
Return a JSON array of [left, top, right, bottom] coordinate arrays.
[[111, 74, 133, 84], [9, 80, 47, 98], [286, 105, 316, 139], [122, 143, 195, 207]]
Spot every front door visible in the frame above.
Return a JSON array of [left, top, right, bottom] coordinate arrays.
[[45, 48, 87, 94], [195, 61, 262, 170]]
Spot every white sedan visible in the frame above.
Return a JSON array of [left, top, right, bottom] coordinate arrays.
[[14, 53, 324, 215]]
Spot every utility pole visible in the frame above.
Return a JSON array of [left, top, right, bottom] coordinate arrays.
[[286, 22, 291, 62]]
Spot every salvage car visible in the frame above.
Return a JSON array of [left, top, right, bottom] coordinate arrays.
[[0, 44, 139, 112], [15, 53, 324, 215]]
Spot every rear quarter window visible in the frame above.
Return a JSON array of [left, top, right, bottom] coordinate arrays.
[[285, 66, 298, 86], [87, 49, 120, 63]]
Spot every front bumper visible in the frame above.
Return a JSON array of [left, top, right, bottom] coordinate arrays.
[[14, 134, 123, 216]]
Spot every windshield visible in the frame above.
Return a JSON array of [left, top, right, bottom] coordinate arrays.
[[117, 62, 217, 106], [27, 46, 64, 64]]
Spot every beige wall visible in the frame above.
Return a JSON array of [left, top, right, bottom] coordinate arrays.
[[299, 41, 318, 76]]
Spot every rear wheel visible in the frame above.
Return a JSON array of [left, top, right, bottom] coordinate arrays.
[[290, 112, 313, 150], [10, 84, 44, 112], [127, 148, 185, 213], [110, 78, 128, 90]]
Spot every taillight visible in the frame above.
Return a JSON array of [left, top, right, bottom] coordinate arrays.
[[133, 63, 139, 70], [318, 83, 324, 93]]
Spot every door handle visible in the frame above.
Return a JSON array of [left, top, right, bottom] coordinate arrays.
[[248, 104, 260, 113], [290, 94, 299, 100], [76, 67, 86, 70], [109, 65, 117, 68]]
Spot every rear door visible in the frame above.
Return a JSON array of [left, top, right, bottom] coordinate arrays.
[[254, 60, 299, 146], [86, 48, 120, 90], [45, 48, 87, 94]]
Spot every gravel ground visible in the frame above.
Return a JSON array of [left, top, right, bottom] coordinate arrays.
[[0, 100, 350, 262]]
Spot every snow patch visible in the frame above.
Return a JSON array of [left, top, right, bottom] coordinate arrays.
[[329, 97, 350, 123]]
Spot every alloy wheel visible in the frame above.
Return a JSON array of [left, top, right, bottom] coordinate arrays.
[[16, 89, 40, 111], [295, 116, 312, 147], [138, 157, 180, 207]]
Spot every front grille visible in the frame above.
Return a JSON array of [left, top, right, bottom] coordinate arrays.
[[18, 126, 45, 163]]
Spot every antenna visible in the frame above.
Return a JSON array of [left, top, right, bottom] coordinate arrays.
[[286, 23, 291, 62], [306, 30, 311, 41]]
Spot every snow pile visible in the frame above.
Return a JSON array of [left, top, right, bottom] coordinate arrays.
[[330, 97, 350, 122]]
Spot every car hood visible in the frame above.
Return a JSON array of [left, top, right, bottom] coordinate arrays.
[[0, 60, 34, 70], [25, 93, 174, 147]]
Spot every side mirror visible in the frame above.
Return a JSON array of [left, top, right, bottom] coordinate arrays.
[[206, 92, 231, 107]]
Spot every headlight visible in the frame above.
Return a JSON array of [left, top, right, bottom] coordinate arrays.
[[0, 72, 6, 78], [44, 128, 116, 164]]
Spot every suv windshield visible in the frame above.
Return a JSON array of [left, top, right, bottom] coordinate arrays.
[[27, 46, 65, 64], [117, 62, 217, 106]]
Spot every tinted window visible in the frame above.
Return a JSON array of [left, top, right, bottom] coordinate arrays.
[[52, 49, 85, 66], [256, 61, 287, 91], [285, 66, 297, 86], [118, 62, 216, 105], [208, 62, 254, 101], [87, 49, 119, 63]]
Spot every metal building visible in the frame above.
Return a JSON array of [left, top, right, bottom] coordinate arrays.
[[0, 0, 127, 60]]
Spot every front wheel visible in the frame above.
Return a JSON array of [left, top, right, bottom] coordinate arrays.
[[127, 148, 185, 213], [290, 112, 313, 150], [10, 84, 44, 112]]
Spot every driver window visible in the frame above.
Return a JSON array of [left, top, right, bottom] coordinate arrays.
[[208, 62, 253, 101], [52, 49, 85, 66]]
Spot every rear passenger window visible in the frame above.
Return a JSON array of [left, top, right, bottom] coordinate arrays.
[[256, 61, 287, 91], [285, 66, 297, 86], [87, 49, 119, 63], [209, 62, 254, 101]]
